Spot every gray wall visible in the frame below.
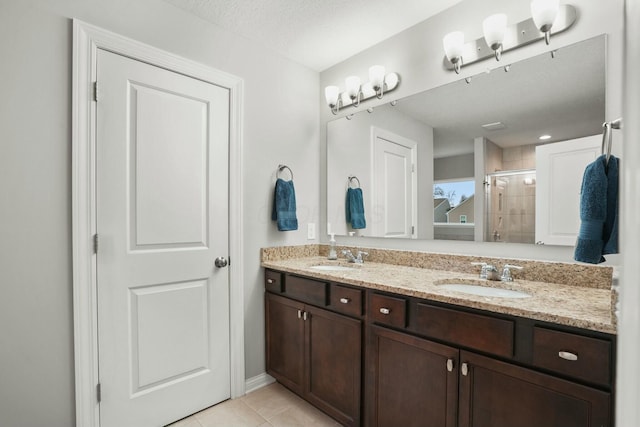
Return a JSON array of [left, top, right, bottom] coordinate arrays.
[[434, 153, 474, 181], [0, 1, 319, 426], [320, 0, 624, 264]]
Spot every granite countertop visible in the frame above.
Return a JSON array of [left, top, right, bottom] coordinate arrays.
[[262, 256, 616, 335]]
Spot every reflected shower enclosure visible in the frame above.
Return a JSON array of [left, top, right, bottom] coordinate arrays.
[[485, 170, 536, 243]]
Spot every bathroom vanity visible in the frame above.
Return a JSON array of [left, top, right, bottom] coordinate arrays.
[[262, 246, 616, 427]]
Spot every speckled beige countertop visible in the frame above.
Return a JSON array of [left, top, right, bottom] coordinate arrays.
[[261, 246, 616, 335]]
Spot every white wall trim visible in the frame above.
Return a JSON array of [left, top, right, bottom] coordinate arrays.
[[72, 20, 245, 427], [617, 1, 640, 425], [244, 373, 276, 395]]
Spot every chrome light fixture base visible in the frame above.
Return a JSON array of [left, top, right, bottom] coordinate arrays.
[[443, 4, 576, 71]]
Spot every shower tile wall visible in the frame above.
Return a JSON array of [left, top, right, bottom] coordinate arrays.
[[502, 145, 536, 170], [487, 144, 537, 244], [489, 172, 536, 243]]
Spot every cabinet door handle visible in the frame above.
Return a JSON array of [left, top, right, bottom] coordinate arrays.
[[379, 308, 391, 315], [340, 297, 350, 304], [446, 359, 454, 372], [461, 363, 469, 376], [267, 278, 274, 284], [558, 351, 578, 361], [303, 311, 308, 321], [297, 310, 302, 319]]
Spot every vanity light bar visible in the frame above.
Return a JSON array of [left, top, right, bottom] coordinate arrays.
[[443, 4, 576, 71], [337, 72, 400, 108], [325, 69, 400, 115]]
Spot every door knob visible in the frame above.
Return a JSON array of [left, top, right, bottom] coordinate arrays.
[[214, 257, 228, 268]]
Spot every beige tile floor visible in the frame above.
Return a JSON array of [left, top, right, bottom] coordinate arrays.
[[168, 382, 342, 427]]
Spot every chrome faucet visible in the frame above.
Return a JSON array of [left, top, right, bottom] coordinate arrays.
[[471, 262, 499, 280], [472, 262, 519, 281], [500, 264, 523, 282], [342, 249, 368, 264]]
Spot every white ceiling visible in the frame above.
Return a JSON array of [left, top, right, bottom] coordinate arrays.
[[163, 0, 463, 71]]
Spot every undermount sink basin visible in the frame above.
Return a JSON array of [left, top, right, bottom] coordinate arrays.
[[438, 283, 531, 299], [309, 265, 356, 272]]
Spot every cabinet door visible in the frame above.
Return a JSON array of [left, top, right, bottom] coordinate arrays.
[[265, 293, 305, 395], [305, 305, 362, 427], [367, 325, 458, 427], [458, 351, 611, 427]]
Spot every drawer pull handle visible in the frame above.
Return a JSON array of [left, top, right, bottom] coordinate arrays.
[[446, 359, 454, 372], [379, 307, 391, 315], [461, 363, 469, 376], [340, 297, 350, 304], [558, 351, 578, 361], [267, 278, 274, 284]]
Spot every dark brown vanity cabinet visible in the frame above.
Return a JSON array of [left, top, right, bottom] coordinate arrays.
[[265, 272, 363, 427], [367, 325, 459, 427], [458, 351, 611, 427], [365, 291, 614, 427], [265, 270, 615, 427]]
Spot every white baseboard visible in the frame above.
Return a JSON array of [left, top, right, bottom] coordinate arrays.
[[245, 372, 276, 394]]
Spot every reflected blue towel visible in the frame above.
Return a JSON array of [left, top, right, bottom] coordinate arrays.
[[603, 156, 619, 255], [271, 178, 298, 231], [574, 155, 619, 263], [346, 187, 366, 229]]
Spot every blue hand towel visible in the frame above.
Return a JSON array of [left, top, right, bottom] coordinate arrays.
[[574, 154, 619, 263], [346, 187, 366, 229], [603, 155, 619, 255], [271, 178, 298, 231]]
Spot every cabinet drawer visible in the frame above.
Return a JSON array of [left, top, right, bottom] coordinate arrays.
[[265, 270, 283, 293], [285, 275, 328, 307], [370, 293, 407, 328], [414, 303, 514, 358], [329, 284, 363, 317], [532, 327, 612, 387]]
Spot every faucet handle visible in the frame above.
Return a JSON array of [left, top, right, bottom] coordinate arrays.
[[471, 262, 490, 279], [501, 264, 523, 282]]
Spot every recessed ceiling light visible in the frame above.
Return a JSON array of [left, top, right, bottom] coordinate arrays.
[[538, 134, 552, 140]]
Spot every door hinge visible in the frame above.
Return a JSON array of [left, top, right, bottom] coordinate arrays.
[[412, 226, 415, 235], [96, 383, 102, 403], [93, 234, 98, 254], [93, 81, 98, 102], [412, 163, 416, 173]]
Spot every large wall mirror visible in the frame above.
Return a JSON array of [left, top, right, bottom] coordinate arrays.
[[326, 35, 605, 245]]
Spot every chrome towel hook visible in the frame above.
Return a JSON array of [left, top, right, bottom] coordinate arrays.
[[601, 118, 622, 167]]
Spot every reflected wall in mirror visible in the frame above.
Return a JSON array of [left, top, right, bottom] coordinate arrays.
[[326, 35, 605, 244]]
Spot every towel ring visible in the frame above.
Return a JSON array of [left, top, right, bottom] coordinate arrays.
[[277, 164, 293, 180], [348, 176, 361, 188]]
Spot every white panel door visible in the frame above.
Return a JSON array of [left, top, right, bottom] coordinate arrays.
[[372, 131, 416, 238], [96, 49, 230, 427], [535, 135, 601, 246]]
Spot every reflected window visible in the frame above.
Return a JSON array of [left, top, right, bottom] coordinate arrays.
[[433, 180, 475, 224]]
